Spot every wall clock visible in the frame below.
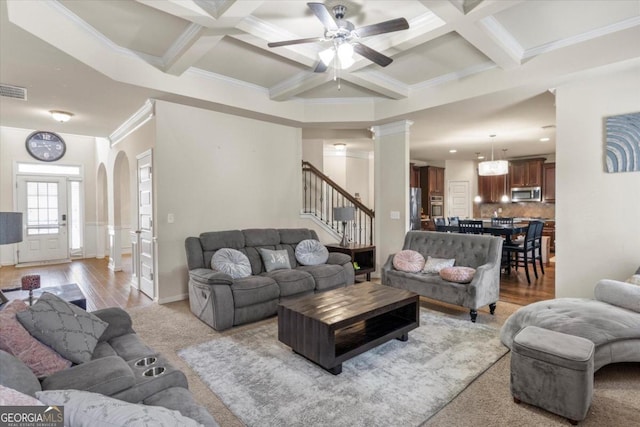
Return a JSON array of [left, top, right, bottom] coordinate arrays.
[[25, 131, 66, 162]]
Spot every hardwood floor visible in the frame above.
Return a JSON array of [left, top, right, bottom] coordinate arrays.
[[499, 260, 555, 305], [1, 256, 555, 312], [0, 256, 153, 312]]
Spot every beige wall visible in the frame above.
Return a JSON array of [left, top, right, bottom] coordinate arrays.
[[0, 126, 97, 264], [153, 101, 304, 302], [555, 63, 640, 298]]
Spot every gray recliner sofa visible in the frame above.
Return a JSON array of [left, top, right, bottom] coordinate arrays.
[[185, 228, 355, 331], [381, 231, 503, 322], [0, 307, 216, 426]]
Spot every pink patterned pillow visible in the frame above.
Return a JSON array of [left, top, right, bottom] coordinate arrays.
[[439, 266, 476, 284], [0, 299, 72, 377], [393, 250, 425, 273], [0, 385, 43, 406]]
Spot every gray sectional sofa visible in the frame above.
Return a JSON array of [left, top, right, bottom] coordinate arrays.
[[185, 228, 355, 331], [0, 306, 216, 426], [381, 231, 503, 322]]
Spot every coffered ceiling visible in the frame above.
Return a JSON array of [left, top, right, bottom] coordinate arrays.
[[1, 0, 639, 161]]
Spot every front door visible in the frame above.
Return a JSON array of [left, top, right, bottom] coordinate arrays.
[[137, 151, 155, 299], [17, 176, 69, 263]]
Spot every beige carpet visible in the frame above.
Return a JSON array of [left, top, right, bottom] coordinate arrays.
[[128, 298, 640, 427]]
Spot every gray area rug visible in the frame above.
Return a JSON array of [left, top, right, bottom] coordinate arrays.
[[178, 308, 508, 427]]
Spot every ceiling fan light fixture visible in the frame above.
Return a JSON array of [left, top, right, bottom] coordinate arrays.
[[319, 47, 335, 66], [337, 43, 355, 69], [478, 160, 509, 176]]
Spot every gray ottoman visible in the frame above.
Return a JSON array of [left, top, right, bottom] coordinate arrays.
[[511, 326, 595, 425]]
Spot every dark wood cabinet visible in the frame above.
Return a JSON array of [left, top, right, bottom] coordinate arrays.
[[509, 158, 544, 188], [410, 164, 420, 188], [325, 244, 376, 281], [428, 166, 445, 194], [478, 174, 507, 203], [543, 163, 556, 203]]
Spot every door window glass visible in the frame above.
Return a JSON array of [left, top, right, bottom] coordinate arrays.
[[26, 181, 59, 235]]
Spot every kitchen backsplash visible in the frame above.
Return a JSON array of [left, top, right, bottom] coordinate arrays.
[[474, 202, 555, 219]]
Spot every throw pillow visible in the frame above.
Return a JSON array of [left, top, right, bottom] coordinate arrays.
[[626, 274, 640, 286], [211, 248, 252, 279], [0, 299, 72, 377], [393, 250, 425, 273], [0, 385, 43, 406], [37, 389, 203, 427], [258, 248, 291, 272], [16, 292, 108, 365], [295, 239, 329, 266], [440, 266, 476, 284], [422, 256, 455, 274]]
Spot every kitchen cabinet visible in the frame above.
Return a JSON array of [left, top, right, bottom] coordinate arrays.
[[410, 163, 420, 188], [543, 163, 556, 203], [509, 158, 544, 188], [542, 220, 555, 252], [428, 167, 445, 194], [477, 174, 507, 203]]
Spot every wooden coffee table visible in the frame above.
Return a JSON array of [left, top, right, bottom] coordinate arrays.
[[277, 282, 419, 374]]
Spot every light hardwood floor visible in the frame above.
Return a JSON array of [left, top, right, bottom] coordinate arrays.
[[1, 257, 555, 311]]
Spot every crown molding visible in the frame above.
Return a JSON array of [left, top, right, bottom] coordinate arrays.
[[162, 22, 205, 68], [187, 67, 269, 94], [478, 16, 525, 62], [411, 61, 497, 91], [109, 99, 155, 147], [374, 120, 414, 137]]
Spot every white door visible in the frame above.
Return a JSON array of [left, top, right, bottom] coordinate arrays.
[[137, 151, 155, 298], [448, 181, 470, 219], [17, 177, 69, 263]]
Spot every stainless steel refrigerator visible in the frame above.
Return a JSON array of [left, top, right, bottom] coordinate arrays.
[[409, 188, 421, 230]]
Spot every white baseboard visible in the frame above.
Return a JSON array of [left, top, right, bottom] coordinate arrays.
[[157, 293, 188, 304]]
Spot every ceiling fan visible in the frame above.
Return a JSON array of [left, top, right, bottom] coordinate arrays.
[[267, 2, 409, 73]]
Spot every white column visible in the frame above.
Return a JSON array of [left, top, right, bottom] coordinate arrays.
[[373, 120, 413, 276], [108, 225, 122, 272]]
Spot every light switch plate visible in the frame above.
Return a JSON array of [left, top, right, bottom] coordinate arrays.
[[390, 211, 400, 220], [167, 213, 175, 223]]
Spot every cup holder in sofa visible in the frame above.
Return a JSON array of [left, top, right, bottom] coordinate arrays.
[[143, 366, 166, 377], [135, 356, 157, 367]]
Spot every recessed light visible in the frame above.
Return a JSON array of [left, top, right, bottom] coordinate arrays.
[[478, 155, 485, 160], [449, 149, 457, 153], [539, 137, 550, 142], [333, 143, 346, 151]]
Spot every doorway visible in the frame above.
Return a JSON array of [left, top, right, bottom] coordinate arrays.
[[447, 181, 470, 219]]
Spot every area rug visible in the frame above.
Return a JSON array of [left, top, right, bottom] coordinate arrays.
[[178, 308, 509, 427]]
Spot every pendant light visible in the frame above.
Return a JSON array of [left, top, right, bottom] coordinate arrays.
[[478, 135, 508, 176]]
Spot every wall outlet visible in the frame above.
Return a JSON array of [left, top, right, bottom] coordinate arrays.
[[498, 208, 503, 213], [167, 213, 175, 223], [390, 211, 400, 220]]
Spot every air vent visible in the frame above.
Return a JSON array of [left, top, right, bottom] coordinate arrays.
[[0, 84, 27, 100]]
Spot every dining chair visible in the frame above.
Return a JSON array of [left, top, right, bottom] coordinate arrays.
[[503, 220, 545, 284], [448, 216, 459, 226], [458, 219, 483, 234], [433, 217, 447, 232], [491, 217, 514, 226]]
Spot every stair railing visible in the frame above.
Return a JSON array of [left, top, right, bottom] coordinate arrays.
[[302, 161, 374, 245]]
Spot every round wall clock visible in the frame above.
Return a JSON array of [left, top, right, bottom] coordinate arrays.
[[25, 131, 66, 162]]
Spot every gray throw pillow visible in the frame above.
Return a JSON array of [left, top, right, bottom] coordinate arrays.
[[258, 248, 291, 272], [211, 248, 252, 279], [295, 239, 329, 266], [37, 389, 203, 427], [16, 292, 108, 365], [422, 256, 456, 274]]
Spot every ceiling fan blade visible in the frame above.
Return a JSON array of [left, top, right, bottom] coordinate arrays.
[[355, 18, 409, 38], [314, 61, 328, 73], [353, 43, 393, 67], [307, 2, 339, 31], [267, 37, 325, 48]]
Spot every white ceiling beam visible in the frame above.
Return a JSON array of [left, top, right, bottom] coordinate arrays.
[[420, 0, 523, 69], [135, 0, 219, 27], [269, 72, 334, 102], [162, 25, 224, 75]]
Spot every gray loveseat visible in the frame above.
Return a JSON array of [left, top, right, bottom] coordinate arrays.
[[185, 228, 355, 331], [500, 277, 640, 371], [382, 231, 503, 322], [0, 306, 216, 426]]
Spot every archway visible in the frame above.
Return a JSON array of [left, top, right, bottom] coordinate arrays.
[[96, 163, 108, 259], [110, 151, 131, 271]]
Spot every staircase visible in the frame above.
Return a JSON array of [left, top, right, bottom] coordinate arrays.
[[301, 161, 374, 245]]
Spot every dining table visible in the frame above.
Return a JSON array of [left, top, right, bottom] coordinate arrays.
[[439, 223, 528, 244]]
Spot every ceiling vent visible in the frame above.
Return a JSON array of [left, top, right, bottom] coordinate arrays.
[[0, 84, 27, 101]]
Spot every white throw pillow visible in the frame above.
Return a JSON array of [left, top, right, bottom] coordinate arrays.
[[211, 248, 252, 279], [259, 248, 292, 272], [295, 239, 329, 266], [626, 274, 640, 286], [422, 256, 455, 274]]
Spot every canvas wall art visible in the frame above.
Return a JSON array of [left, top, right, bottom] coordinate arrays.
[[605, 112, 640, 173]]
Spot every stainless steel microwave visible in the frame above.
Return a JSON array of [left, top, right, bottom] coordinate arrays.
[[511, 187, 541, 202]]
